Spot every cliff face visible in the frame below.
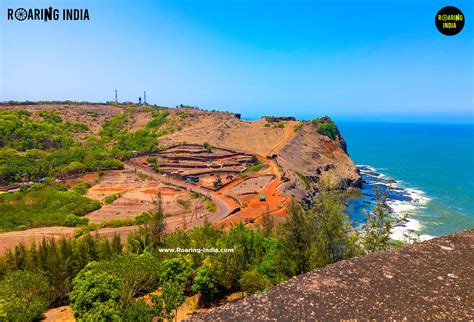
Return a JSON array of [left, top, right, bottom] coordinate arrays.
[[276, 123, 361, 206], [190, 229, 474, 321]]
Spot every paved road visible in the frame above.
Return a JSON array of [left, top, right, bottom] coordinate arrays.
[[124, 162, 237, 224]]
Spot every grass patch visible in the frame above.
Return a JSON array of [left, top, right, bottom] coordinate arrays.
[[205, 199, 217, 213], [177, 198, 191, 212], [294, 124, 303, 132], [146, 111, 169, 129], [294, 171, 311, 189], [98, 217, 135, 228]]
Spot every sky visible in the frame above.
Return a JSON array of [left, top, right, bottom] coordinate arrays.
[[1, 0, 473, 123]]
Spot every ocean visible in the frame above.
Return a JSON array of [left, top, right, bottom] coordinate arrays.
[[337, 121, 474, 240]]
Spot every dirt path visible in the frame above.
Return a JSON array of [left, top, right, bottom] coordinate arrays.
[[267, 122, 297, 156], [124, 162, 237, 223]]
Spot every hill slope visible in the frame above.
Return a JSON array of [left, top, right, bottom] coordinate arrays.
[[0, 103, 360, 201]]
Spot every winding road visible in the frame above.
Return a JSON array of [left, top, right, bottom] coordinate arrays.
[[124, 162, 238, 224]]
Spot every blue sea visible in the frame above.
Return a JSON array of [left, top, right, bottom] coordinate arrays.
[[337, 122, 474, 240]]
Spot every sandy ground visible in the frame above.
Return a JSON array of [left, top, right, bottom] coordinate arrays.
[[161, 109, 298, 156], [43, 306, 75, 321], [226, 175, 274, 195], [0, 227, 75, 255], [85, 170, 207, 222]]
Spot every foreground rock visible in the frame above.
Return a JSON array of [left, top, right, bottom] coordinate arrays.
[[190, 229, 474, 321]]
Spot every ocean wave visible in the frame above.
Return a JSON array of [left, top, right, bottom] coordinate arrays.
[[356, 165, 433, 242]]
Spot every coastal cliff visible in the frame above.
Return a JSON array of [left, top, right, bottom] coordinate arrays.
[[276, 122, 361, 206]]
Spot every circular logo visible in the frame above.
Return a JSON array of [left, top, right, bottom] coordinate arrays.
[[435, 6, 465, 36], [14, 8, 27, 21]]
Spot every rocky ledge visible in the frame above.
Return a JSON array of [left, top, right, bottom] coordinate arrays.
[[190, 229, 474, 321]]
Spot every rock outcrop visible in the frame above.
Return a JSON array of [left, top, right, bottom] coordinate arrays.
[[190, 229, 474, 321]]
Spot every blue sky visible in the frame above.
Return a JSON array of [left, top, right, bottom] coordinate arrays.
[[1, 0, 473, 122]]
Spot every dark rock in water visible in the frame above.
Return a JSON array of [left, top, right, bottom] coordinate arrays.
[[387, 179, 397, 184], [363, 201, 371, 205]]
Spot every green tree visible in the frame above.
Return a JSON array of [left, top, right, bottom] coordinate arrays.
[[162, 281, 186, 321], [362, 186, 399, 253], [160, 258, 193, 288], [70, 267, 122, 320], [70, 253, 161, 320], [139, 192, 166, 246], [191, 266, 221, 303], [0, 270, 52, 322], [87, 253, 160, 304], [279, 202, 313, 275], [309, 189, 359, 267], [213, 223, 265, 289]]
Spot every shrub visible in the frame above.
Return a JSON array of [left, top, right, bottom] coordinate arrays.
[[205, 199, 217, 213], [147, 111, 169, 129], [294, 171, 311, 189], [239, 270, 271, 294], [70, 253, 162, 319], [100, 218, 135, 228], [63, 214, 89, 227], [316, 123, 338, 140], [203, 141, 213, 152], [104, 193, 121, 205], [135, 212, 151, 225], [247, 163, 263, 173], [146, 156, 157, 164], [71, 181, 90, 195], [311, 116, 339, 140], [39, 111, 62, 123], [294, 124, 303, 132]]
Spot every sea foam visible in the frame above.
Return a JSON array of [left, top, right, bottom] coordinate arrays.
[[356, 165, 433, 242]]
